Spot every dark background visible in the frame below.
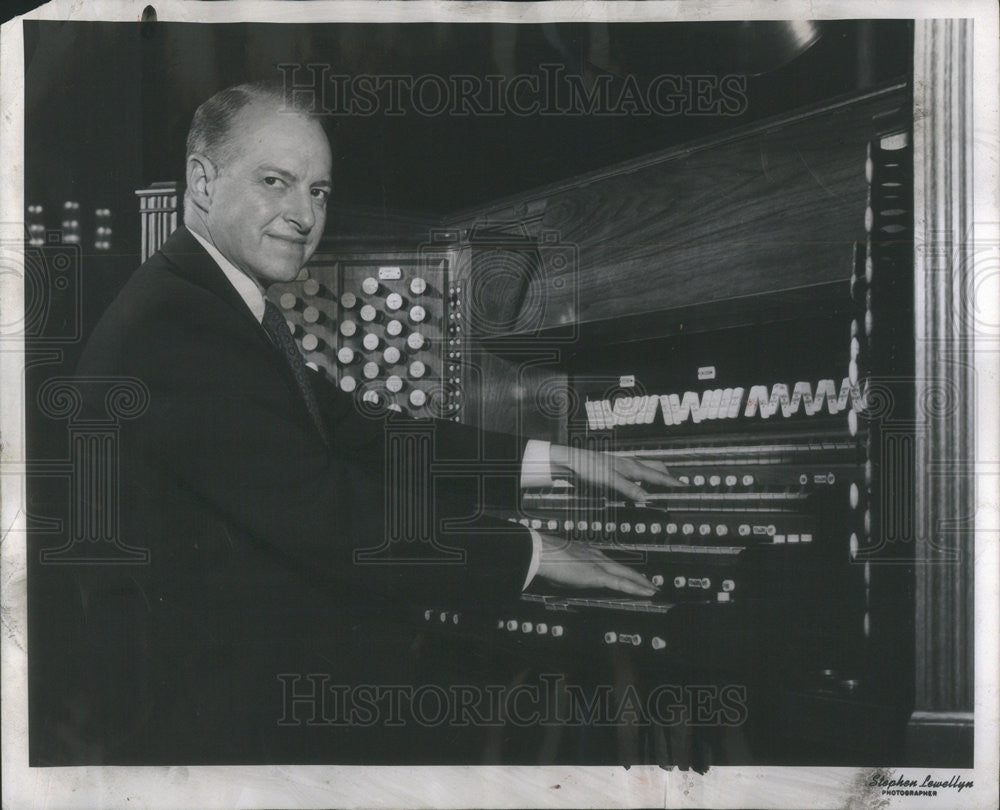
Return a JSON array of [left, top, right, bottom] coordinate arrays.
[[22, 18, 910, 347]]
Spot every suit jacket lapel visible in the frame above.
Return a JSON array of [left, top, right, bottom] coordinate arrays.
[[157, 226, 320, 432]]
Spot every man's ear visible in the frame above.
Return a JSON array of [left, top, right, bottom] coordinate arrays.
[[185, 153, 217, 215]]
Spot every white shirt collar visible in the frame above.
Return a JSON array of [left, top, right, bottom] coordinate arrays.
[[188, 228, 267, 323]]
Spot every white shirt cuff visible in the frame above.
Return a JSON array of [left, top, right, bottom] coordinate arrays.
[[522, 528, 543, 590], [520, 439, 553, 489]]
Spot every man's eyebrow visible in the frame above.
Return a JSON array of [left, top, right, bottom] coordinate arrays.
[[257, 164, 331, 188]]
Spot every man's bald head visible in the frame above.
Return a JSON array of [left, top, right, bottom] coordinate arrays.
[[186, 81, 324, 171]]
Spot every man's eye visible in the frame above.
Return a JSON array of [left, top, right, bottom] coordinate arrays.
[[312, 188, 330, 202], [263, 176, 283, 187]]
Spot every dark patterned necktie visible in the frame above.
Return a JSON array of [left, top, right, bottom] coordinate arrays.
[[262, 301, 330, 446]]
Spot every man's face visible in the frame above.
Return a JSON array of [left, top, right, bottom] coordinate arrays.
[[203, 104, 332, 286]]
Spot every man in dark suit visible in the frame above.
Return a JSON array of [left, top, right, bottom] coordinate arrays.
[[64, 82, 676, 764]]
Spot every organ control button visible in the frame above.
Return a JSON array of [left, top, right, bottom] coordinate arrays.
[[682, 523, 694, 536], [337, 347, 357, 365], [674, 576, 686, 588], [424, 609, 433, 621], [577, 520, 588, 532], [666, 523, 678, 535], [506, 620, 518, 631], [693, 475, 705, 486], [848, 408, 858, 436], [551, 625, 564, 637], [865, 310, 873, 335], [699, 524, 711, 536], [717, 592, 731, 603], [410, 277, 427, 296], [563, 520, 574, 532], [521, 622, 533, 633], [788, 534, 800, 543], [383, 346, 402, 365], [850, 483, 860, 508], [361, 277, 380, 295], [363, 361, 380, 379], [709, 475, 721, 487], [279, 292, 298, 309], [386, 292, 404, 311], [620, 522, 631, 533], [300, 333, 323, 352], [546, 520, 558, 531], [722, 579, 735, 592], [362, 333, 381, 351], [741, 474, 755, 486], [725, 475, 737, 486], [407, 332, 426, 351], [591, 521, 602, 532], [530, 519, 542, 529], [679, 476, 690, 485], [603, 632, 617, 644], [339, 375, 357, 393], [605, 522, 615, 533], [386, 319, 404, 336], [801, 533, 813, 543], [340, 292, 357, 309], [409, 389, 426, 407], [303, 306, 322, 324], [386, 375, 404, 393], [340, 320, 357, 337], [302, 279, 322, 296], [716, 524, 728, 536], [864, 509, 871, 533], [496, 619, 504, 629], [738, 524, 750, 536], [635, 523, 646, 534], [359, 304, 378, 322], [536, 623, 548, 635], [651, 637, 666, 650], [651, 575, 664, 587], [409, 360, 426, 378], [773, 534, 786, 543], [650, 523, 662, 535], [410, 305, 427, 323]]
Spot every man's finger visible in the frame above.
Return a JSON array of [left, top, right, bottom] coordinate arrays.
[[611, 471, 647, 502], [625, 459, 687, 487], [594, 555, 660, 591], [602, 574, 657, 597]]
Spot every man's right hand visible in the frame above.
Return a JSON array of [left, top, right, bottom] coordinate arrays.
[[534, 534, 658, 597]]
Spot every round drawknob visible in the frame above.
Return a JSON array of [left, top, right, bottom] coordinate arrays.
[[302, 306, 322, 324], [339, 375, 357, 393], [410, 277, 427, 295], [386, 319, 404, 337], [362, 333, 381, 351], [279, 292, 298, 310], [651, 636, 666, 650], [410, 305, 426, 323], [302, 279, 321, 296], [363, 362, 380, 379], [383, 346, 402, 365], [407, 332, 425, 351], [603, 631, 617, 645], [337, 347, 356, 365], [409, 360, 426, 378], [650, 574, 664, 587], [386, 375, 404, 393], [409, 389, 426, 407], [340, 292, 357, 309], [361, 277, 380, 295], [301, 333, 322, 352], [386, 292, 404, 311], [339, 320, 357, 337], [359, 304, 378, 322]]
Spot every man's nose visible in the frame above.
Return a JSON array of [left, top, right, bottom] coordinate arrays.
[[285, 189, 316, 233]]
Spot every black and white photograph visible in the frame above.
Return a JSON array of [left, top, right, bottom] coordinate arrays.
[[1, 1, 997, 807]]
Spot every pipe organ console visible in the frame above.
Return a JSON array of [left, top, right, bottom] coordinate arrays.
[[410, 108, 916, 760]]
